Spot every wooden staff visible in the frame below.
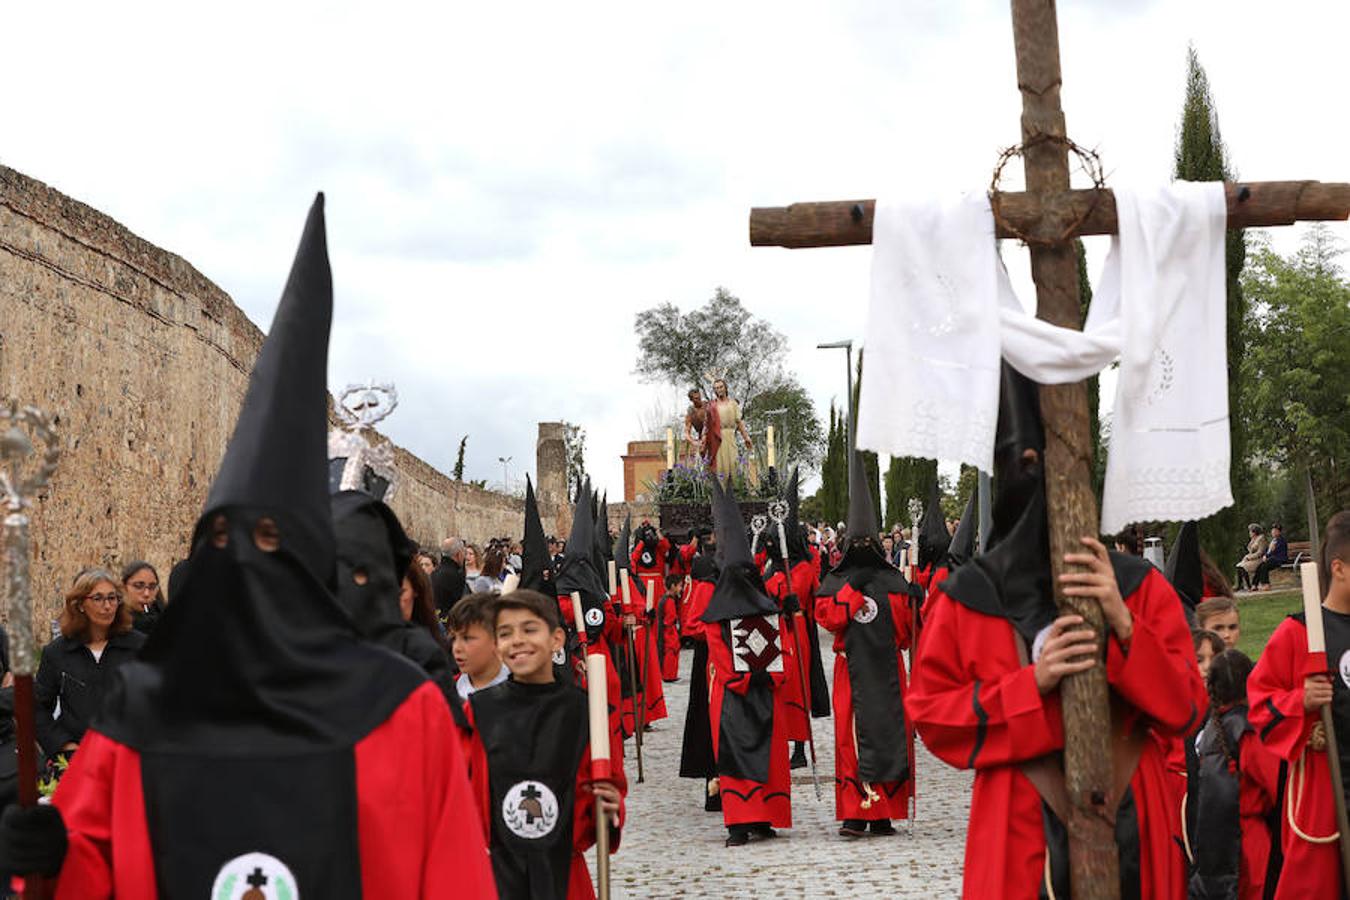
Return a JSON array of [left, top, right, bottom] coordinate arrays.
[[770, 501, 821, 800], [2, 402, 61, 900], [1301, 555, 1350, 885], [571, 592, 612, 900], [620, 571, 645, 783]]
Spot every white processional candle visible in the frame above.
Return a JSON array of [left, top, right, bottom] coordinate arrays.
[[587, 654, 611, 762], [570, 591, 587, 637], [607, 560, 617, 595], [646, 579, 655, 613], [767, 425, 776, 468], [1301, 561, 1327, 653]]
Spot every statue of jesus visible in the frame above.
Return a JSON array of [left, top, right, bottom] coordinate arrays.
[[708, 378, 752, 474]]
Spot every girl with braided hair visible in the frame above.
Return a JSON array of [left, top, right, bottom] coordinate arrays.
[[1189, 649, 1282, 899]]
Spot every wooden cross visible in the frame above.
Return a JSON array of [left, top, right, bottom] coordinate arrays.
[[747, 3, 1350, 898]]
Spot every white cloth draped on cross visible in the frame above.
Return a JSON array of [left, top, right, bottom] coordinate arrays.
[[857, 181, 1231, 533]]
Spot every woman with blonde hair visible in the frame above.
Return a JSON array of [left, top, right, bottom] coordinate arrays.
[[34, 568, 146, 759]]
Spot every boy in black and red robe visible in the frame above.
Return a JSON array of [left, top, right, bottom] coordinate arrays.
[[906, 364, 1204, 899], [1248, 509, 1350, 900], [702, 476, 792, 846], [815, 450, 915, 836], [466, 590, 625, 900], [0, 197, 494, 899]]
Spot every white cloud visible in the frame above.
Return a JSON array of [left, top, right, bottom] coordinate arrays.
[[3, 0, 1346, 516]]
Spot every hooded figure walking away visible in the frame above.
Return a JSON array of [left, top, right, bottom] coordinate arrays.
[[701, 476, 792, 846], [815, 450, 916, 837], [0, 197, 495, 898], [906, 363, 1204, 900]]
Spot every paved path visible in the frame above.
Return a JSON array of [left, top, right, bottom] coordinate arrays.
[[586, 630, 972, 898]]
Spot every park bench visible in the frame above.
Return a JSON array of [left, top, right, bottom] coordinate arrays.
[[1282, 540, 1313, 570]]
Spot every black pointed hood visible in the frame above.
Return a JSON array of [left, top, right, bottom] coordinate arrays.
[[596, 492, 613, 565], [783, 466, 809, 564], [615, 514, 633, 572], [702, 476, 782, 622], [946, 493, 978, 570], [330, 490, 417, 639], [555, 483, 609, 605], [917, 477, 951, 571], [518, 476, 552, 594], [97, 195, 424, 758], [1166, 521, 1203, 613], [941, 363, 1055, 641], [821, 449, 908, 597]]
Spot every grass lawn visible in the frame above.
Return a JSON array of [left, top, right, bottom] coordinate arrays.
[[1236, 588, 1304, 659]]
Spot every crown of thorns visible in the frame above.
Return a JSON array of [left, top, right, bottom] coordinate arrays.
[[988, 133, 1106, 248]]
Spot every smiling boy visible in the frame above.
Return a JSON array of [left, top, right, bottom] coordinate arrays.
[[450, 593, 509, 701], [466, 590, 626, 899]]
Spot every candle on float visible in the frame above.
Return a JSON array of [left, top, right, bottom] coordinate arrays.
[[666, 427, 675, 469], [1301, 561, 1327, 654], [767, 425, 776, 468]]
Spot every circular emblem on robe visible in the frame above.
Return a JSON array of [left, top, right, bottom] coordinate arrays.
[[640, 550, 655, 567], [584, 606, 604, 628], [211, 852, 299, 900], [1340, 650, 1350, 690], [552, 647, 567, 666], [853, 596, 879, 625], [502, 780, 560, 839]]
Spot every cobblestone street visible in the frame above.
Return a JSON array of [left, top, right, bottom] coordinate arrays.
[[587, 631, 971, 898]]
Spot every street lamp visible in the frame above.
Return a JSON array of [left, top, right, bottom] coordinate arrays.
[[497, 456, 513, 491], [817, 339, 855, 487]]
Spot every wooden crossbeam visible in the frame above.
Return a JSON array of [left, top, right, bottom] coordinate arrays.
[[749, 181, 1350, 248]]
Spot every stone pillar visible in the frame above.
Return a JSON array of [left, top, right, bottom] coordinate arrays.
[[536, 422, 570, 537]]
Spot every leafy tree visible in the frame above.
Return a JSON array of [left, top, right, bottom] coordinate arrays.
[[634, 286, 824, 473], [452, 435, 468, 481], [562, 422, 587, 496], [1240, 226, 1350, 522], [1174, 45, 1252, 564], [743, 377, 826, 473]]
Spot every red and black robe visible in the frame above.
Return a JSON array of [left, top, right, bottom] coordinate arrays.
[[907, 566, 1204, 899], [816, 582, 915, 821], [50, 681, 494, 899]]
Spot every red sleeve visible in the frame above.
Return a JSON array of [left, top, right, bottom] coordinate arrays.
[[355, 681, 494, 900], [681, 581, 713, 639], [52, 731, 121, 899], [1249, 618, 1317, 761], [906, 592, 1063, 770], [816, 585, 864, 634], [573, 724, 628, 856], [889, 590, 913, 652], [1238, 730, 1281, 818], [462, 703, 493, 847], [1103, 569, 1205, 736]]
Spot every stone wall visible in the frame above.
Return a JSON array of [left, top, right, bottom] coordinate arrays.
[[0, 165, 552, 638]]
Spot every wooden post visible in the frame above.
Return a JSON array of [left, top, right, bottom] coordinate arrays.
[[1010, 3, 1118, 895]]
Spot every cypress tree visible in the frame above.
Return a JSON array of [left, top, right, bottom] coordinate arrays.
[[1173, 45, 1250, 562]]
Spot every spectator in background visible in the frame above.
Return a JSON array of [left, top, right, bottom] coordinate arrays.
[[34, 568, 146, 760], [431, 537, 467, 618], [1235, 523, 1267, 591], [1192, 628, 1225, 680], [464, 543, 484, 582], [121, 561, 164, 635], [469, 546, 507, 594], [1252, 523, 1288, 591], [402, 559, 449, 652], [1196, 597, 1241, 650], [415, 550, 436, 576], [507, 541, 523, 574]]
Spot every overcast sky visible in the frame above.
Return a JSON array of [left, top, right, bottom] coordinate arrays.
[[5, 0, 1347, 504]]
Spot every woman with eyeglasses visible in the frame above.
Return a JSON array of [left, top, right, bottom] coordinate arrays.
[[121, 560, 165, 635], [33, 568, 146, 761]]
